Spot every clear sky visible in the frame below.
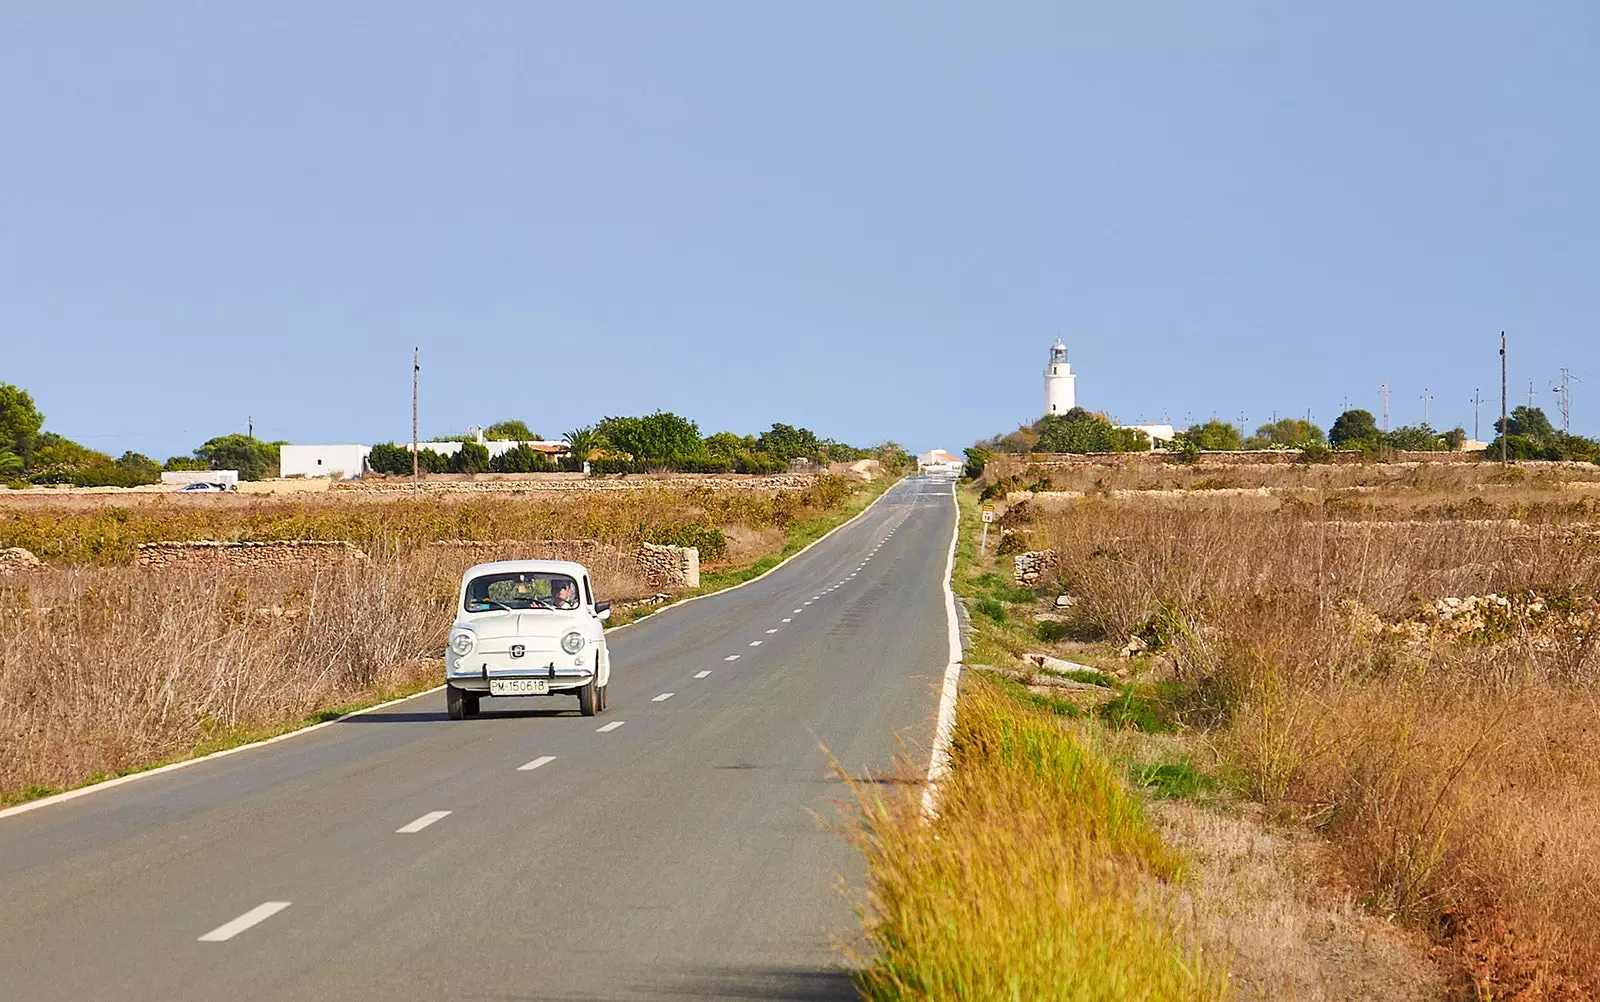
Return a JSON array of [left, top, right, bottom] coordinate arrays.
[[4, 2, 1596, 458]]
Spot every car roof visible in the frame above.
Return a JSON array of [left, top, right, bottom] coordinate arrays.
[[461, 559, 590, 581]]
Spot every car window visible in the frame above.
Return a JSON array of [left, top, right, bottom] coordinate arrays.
[[582, 576, 593, 607], [464, 572, 581, 612]]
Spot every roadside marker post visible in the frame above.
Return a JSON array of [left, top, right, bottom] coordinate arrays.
[[980, 505, 995, 556]]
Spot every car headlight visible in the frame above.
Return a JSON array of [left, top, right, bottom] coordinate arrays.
[[561, 631, 585, 655], [449, 631, 476, 657]]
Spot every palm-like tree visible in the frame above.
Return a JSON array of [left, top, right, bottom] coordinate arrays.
[[0, 450, 22, 478], [563, 426, 604, 462]]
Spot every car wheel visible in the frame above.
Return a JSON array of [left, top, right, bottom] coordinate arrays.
[[446, 684, 467, 720], [596, 685, 609, 713], [577, 679, 598, 717]]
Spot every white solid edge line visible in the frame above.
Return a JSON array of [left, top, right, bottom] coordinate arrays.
[[1, 480, 906, 824], [651, 692, 675, 702], [0, 683, 447, 822], [694, 670, 712, 678], [921, 477, 964, 819], [596, 721, 625, 733], [396, 810, 452, 834], [517, 755, 557, 771], [198, 901, 292, 942]]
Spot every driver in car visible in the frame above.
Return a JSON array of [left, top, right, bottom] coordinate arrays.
[[553, 579, 580, 610]]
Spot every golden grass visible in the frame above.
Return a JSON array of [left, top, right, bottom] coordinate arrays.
[[1030, 494, 1600, 997], [849, 674, 1229, 1002]]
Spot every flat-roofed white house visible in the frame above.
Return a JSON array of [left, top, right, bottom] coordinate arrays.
[[279, 444, 372, 479]]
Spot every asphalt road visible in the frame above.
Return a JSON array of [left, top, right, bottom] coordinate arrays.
[[0, 475, 958, 1001]]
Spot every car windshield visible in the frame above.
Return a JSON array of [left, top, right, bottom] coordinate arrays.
[[464, 571, 581, 612]]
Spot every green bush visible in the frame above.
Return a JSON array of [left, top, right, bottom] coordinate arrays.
[[975, 598, 1008, 624], [366, 442, 412, 475], [449, 440, 491, 474], [490, 444, 555, 473]]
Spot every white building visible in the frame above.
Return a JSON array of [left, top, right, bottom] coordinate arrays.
[[279, 444, 372, 479], [1117, 423, 1177, 446], [917, 449, 964, 475], [1044, 338, 1076, 415]]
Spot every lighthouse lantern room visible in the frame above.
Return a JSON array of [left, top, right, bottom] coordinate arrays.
[[1043, 338, 1076, 415]]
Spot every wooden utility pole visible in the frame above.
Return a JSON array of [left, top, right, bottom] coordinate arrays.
[[1500, 332, 1508, 466], [412, 347, 420, 491]]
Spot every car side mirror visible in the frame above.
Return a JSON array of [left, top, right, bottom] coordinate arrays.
[[595, 600, 611, 621]]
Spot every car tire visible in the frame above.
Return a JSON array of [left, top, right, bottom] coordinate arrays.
[[463, 691, 481, 717], [446, 684, 467, 721], [577, 679, 598, 717], [596, 685, 609, 713]]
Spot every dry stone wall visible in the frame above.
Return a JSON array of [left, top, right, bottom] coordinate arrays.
[[136, 540, 366, 570], [1013, 549, 1059, 586]]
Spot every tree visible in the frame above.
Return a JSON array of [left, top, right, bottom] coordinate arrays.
[[1034, 412, 1114, 453], [1497, 405, 1556, 440], [491, 444, 553, 473], [963, 446, 991, 480], [484, 420, 540, 442], [563, 426, 604, 463], [449, 440, 491, 474], [1442, 427, 1467, 451], [1385, 424, 1446, 451], [1183, 420, 1244, 451], [701, 431, 750, 462], [1329, 409, 1381, 448], [194, 434, 280, 481], [164, 455, 210, 472], [596, 412, 701, 464], [32, 433, 111, 470], [0, 451, 21, 478], [757, 423, 822, 463], [366, 442, 412, 475], [0, 384, 44, 463], [116, 452, 162, 479], [1245, 418, 1325, 449]]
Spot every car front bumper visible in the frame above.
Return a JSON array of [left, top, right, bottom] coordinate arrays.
[[446, 652, 594, 693]]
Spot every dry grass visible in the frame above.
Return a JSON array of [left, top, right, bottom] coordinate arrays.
[[0, 478, 854, 564], [1029, 493, 1600, 998], [848, 674, 1229, 1001], [0, 560, 444, 801]]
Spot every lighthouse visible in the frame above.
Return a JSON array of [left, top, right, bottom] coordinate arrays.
[[1043, 338, 1076, 415]]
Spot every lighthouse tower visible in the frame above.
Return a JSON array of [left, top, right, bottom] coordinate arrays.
[[1043, 338, 1076, 415]]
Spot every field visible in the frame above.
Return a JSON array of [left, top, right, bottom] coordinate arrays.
[[0, 476, 878, 805], [934, 458, 1600, 999]]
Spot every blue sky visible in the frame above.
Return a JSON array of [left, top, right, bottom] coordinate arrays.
[[3, 2, 1595, 458]]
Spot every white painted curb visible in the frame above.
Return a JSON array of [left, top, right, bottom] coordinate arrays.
[[0, 478, 902, 823], [921, 478, 964, 817]]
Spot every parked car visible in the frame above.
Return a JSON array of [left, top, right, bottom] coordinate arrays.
[[444, 559, 613, 719], [178, 482, 236, 492]]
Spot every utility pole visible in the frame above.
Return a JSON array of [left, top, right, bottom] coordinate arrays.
[[1381, 382, 1390, 432], [1421, 388, 1431, 426], [1472, 388, 1481, 442], [248, 415, 253, 440], [1500, 332, 1508, 466], [412, 347, 420, 491], [1553, 367, 1578, 434], [1528, 379, 1535, 411]]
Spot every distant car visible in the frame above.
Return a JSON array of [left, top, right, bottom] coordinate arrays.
[[444, 559, 613, 719], [178, 482, 235, 492]]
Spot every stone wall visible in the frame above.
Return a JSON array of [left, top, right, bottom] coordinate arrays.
[[135, 540, 367, 570], [635, 541, 700, 590], [1013, 549, 1059, 586]]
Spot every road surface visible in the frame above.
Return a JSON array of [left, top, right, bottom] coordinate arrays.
[[0, 475, 958, 1001]]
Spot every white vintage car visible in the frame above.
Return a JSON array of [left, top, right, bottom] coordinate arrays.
[[444, 559, 613, 719]]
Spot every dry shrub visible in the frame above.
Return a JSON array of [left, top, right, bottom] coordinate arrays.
[[0, 559, 446, 801], [1036, 496, 1600, 996], [849, 674, 1228, 1001]]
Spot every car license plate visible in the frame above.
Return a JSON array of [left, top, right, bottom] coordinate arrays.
[[490, 678, 548, 696]]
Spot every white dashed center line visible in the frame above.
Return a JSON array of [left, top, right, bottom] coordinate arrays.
[[597, 721, 625, 733], [793, 609, 803, 613], [652, 692, 674, 702], [749, 640, 763, 647], [782, 618, 792, 623], [725, 655, 741, 661], [694, 670, 712, 679], [765, 629, 778, 634], [396, 811, 452, 834], [517, 755, 556, 771], [198, 901, 292, 943]]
